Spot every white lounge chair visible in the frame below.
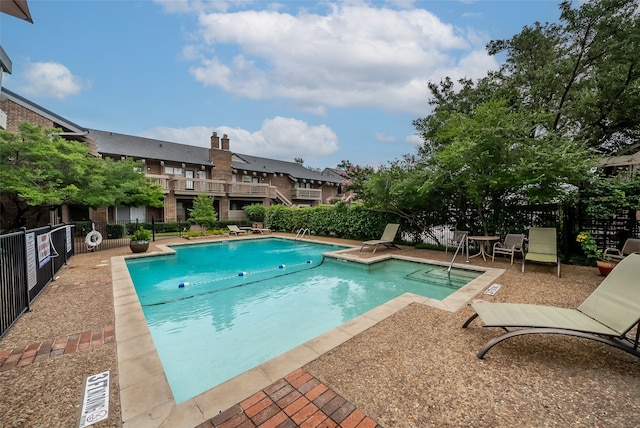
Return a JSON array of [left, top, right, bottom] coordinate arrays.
[[360, 224, 400, 254], [463, 253, 640, 359], [227, 225, 248, 236], [251, 223, 272, 234]]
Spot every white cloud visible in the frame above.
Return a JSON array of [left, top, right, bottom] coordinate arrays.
[[405, 133, 423, 145], [375, 132, 396, 143], [19, 62, 87, 99], [175, 2, 497, 115], [139, 117, 339, 163], [138, 126, 213, 146]]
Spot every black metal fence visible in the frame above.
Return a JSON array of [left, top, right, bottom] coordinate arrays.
[[71, 220, 136, 254], [70, 219, 188, 254], [0, 224, 75, 338]]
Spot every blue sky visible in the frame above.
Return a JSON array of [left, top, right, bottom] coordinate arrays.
[[2, 0, 562, 169]]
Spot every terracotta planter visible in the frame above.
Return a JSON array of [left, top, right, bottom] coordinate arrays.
[[596, 260, 618, 277], [129, 240, 150, 253]]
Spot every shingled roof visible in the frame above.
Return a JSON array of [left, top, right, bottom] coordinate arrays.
[[232, 153, 341, 183], [88, 128, 342, 183], [89, 129, 210, 166]]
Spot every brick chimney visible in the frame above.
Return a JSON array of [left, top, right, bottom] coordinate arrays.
[[210, 132, 220, 150], [209, 131, 232, 181]]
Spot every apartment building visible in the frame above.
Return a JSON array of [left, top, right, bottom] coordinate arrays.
[[1, 87, 345, 227], [89, 129, 345, 223]]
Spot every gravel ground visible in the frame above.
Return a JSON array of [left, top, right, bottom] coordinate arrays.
[[1, 235, 639, 427]]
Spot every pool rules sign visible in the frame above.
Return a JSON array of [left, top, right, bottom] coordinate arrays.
[[79, 371, 110, 427]]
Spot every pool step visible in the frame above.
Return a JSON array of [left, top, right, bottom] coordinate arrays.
[[404, 268, 479, 288]]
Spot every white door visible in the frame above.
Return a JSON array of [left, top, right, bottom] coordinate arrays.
[[185, 170, 194, 190], [130, 206, 146, 221]]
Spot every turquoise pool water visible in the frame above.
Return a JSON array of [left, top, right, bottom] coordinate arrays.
[[126, 238, 480, 403]]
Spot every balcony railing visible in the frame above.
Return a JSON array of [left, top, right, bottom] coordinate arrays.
[[148, 174, 318, 200], [227, 182, 277, 198], [293, 188, 322, 200], [147, 174, 171, 193], [172, 177, 226, 194]]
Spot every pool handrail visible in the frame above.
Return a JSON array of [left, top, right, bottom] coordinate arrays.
[[448, 234, 468, 280], [295, 228, 310, 240]]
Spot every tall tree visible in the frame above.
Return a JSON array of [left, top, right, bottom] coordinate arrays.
[[487, 0, 640, 151], [0, 123, 164, 230], [408, 0, 638, 233], [188, 193, 217, 229]]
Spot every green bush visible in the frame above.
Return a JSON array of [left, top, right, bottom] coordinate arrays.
[[130, 226, 151, 241], [74, 221, 92, 236], [106, 223, 126, 238], [243, 204, 266, 222], [155, 222, 190, 233], [183, 228, 227, 238]]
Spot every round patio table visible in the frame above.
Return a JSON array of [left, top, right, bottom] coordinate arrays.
[[467, 236, 500, 262]]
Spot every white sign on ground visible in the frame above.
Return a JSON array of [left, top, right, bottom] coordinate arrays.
[[484, 284, 502, 295], [78, 371, 110, 428]]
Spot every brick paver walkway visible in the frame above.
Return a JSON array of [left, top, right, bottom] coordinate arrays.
[[0, 325, 115, 371], [199, 368, 381, 428]]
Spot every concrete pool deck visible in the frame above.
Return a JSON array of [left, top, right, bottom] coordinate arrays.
[[113, 236, 503, 426], [1, 233, 639, 427]]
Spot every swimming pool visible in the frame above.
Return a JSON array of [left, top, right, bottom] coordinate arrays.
[[125, 238, 481, 403]]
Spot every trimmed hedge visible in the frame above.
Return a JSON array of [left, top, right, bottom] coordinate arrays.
[[265, 204, 400, 241]]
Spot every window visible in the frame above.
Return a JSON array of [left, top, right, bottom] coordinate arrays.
[[165, 166, 183, 176]]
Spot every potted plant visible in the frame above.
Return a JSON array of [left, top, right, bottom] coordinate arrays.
[[130, 226, 151, 253], [576, 231, 618, 276]]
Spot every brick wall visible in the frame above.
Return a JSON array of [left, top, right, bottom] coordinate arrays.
[[0, 98, 53, 133], [164, 194, 177, 222]]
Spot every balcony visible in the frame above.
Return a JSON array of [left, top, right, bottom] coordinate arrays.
[[293, 188, 322, 201], [147, 174, 171, 193], [227, 182, 277, 199], [172, 177, 226, 195], [147, 175, 281, 199]]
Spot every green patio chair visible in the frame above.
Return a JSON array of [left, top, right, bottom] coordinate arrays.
[[463, 253, 640, 359], [522, 227, 560, 277]]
